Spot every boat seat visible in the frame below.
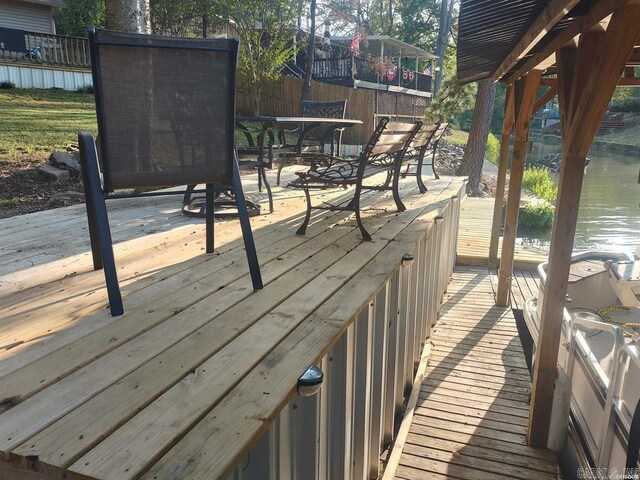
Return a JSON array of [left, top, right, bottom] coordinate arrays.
[[608, 260, 640, 307]]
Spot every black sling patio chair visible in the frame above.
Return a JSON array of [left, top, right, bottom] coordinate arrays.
[[81, 28, 263, 316], [275, 99, 348, 186]]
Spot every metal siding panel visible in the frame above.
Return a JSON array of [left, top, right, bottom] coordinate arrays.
[[0, 0, 54, 33]]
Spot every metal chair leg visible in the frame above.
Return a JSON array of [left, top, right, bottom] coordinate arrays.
[[353, 185, 371, 241], [392, 162, 406, 212], [431, 145, 440, 180], [296, 186, 312, 235], [79, 131, 123, 316], [276, 163, 284, 186], [416, 156, 428, 193], [260, 166, 274, 213], [233, 153, 263, 290], [206, 183, 214, 253]]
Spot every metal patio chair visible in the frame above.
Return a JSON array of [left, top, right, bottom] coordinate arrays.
[[276, 99, 348, 186], [80, 28, 263, 316]]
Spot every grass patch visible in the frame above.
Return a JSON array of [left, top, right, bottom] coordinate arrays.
[[0, 89, 97, 163], [597, 125, 640, 147], [447, 128, 468, 146]]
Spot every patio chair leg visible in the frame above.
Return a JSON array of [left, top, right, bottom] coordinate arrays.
[[431, 146, 440, 180], [206, 183, 214, 254], [257, 169, 262, 192], [416, 157, 428, 193], [260, 166, 274, 213], [78, 131, 123, 316], [353, 186, 371, 241], [392, 162, 406, 212], [233, 154, 263, 290], [296, 186, 312, 235], [276, 163, 284, 187]]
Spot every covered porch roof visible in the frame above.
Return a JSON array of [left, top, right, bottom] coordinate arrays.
[[331, 35, 437, 60]]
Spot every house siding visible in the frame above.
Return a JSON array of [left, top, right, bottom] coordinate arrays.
[[0, 0, 55, 34]]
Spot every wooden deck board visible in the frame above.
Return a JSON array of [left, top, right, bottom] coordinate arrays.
[[0, 167, 466, 479], [388, 267, 559, 480], [457, 197, 547, 269]]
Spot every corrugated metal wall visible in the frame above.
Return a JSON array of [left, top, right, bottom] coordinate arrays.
[[0, 64, 92, 89], [0, 0, 54, 34]]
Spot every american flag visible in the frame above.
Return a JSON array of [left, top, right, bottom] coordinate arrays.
[[423, 65, 431, 75], [350, 29, 360, 57]]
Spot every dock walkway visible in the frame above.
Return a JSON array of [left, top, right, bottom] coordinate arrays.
[[384, 267, 558, 480], [457, 197, 548, 269]]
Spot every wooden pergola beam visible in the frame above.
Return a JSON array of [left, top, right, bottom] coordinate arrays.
[[528, 4, 640, 448], [533, 86, 558, 114], [492, 0, 582, 82], [506, 0, 632, 83], [495, 71, 541, 306], [488, 84, 515, 268]]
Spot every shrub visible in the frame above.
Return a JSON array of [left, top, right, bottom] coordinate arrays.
[[485, 133, 500, 165], [0, 81, 16, 89], [76, 84, 94, 94], [523, 166, 557, 203], [520, 202, 554, 228]]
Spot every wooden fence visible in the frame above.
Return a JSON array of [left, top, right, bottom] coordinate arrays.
[[237, 76, 376, 144]]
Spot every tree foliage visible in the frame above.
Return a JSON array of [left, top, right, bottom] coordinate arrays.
[[424, 50, 474, 124], [54, 0, 105, 37]]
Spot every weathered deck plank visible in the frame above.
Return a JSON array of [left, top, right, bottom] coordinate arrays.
[[385, 267, 559, 480], [457, 197, 548, 269]]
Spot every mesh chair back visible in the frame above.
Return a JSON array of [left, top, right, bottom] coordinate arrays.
[[301, 99, 347, 141], [90, 29, 237, 191]]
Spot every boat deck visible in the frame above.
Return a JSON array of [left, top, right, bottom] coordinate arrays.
[[384, 267, 559, 480], [0, 168, 465, 479], [457, 197, 548, 269]]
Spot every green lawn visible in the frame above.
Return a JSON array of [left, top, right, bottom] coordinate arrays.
[[0, 88, 97, 163], [446, 128, 469, 146]]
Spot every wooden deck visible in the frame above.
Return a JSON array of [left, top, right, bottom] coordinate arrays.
[[0, 167, 465, 479], [384, 267, 559, 480], [457, 197, 548, 269]]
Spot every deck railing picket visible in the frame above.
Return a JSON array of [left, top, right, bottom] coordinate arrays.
[[383, 271, 401, 446]]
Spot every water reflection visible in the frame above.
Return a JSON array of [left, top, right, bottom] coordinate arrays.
[[518, 139, 639, 256]]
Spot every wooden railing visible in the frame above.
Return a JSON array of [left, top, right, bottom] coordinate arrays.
[[0, 30, 90, 69], [307, 56, 432, 94]]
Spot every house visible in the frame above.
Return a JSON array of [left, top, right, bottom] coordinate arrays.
[[0, 0, 93, 90]]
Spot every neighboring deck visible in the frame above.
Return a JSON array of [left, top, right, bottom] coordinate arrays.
[[0, 168, 465, 479], [457, 197, 548, 269], [384, 267, 559, 480]]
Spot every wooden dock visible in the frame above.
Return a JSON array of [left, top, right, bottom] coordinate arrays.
[[0, 168, 465, 480], [383, 267, 558, 480], [457, 197, 548, 269]]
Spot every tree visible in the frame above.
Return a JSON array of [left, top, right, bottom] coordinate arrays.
[[220, 0, 297, 114], [105, 0, 151, 33], [457, 78, 497, 194], [301, 0, 317, 106], [54, 0, 105, 37], [433, 0, 455, 95]]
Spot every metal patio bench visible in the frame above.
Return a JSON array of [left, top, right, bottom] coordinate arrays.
[[289, 118, 421, 241], [80, 28, 263, 316], [402, 121, 449, 187]]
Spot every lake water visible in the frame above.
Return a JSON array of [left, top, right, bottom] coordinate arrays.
[[519, 140, 640, 257]]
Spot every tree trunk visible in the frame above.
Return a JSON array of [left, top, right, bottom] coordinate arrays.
[[457, 78, 497, 193], [301, 0, 316, 109], [434, 0, 454, 96], [105, 0, 150, 33]]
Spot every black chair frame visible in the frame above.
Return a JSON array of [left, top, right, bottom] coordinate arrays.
[[83, 29, 263, 316], [289, 118, 421, 241], [402, 122, 449, 189]]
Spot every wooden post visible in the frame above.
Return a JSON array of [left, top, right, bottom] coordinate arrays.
[[495, 71, 541, 306], [488, 84, 515, 268], [528, 6, 640, 447]]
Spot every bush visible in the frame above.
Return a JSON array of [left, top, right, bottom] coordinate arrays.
[[485, 133, 500, 165], [519, 202, 554, 228], [523, 166, 557, 203], [0, 81, 16, 89], [76, 84, 94, 94]]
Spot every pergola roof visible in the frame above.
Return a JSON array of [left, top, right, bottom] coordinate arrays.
[[457, 0, 601, 84]]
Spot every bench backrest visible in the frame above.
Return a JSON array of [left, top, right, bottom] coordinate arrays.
[[410, 123, 438, 151], [431, 122, 449, 145], [356, 118, 421, 175], [90, 29, 238, 192]]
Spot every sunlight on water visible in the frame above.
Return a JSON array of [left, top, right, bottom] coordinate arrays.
[[522, 140, 639, 257]]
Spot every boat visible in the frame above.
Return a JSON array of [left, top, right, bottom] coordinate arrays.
[[522, 250, 640, 477]]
